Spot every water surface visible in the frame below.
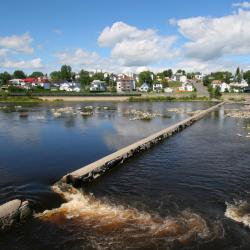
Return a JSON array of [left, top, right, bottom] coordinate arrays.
[[1, 102, 250, 250]]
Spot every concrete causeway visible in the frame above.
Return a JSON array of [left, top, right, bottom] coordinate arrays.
[[61, 102, 224, 186]]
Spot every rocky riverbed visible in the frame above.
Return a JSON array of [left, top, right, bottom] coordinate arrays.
[[225, 105, 250, 119]]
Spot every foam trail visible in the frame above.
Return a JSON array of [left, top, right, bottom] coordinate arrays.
[[37, 183, 218, 248], [225, 200, 250, 227]]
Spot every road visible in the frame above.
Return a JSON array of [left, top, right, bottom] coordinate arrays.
[[192, 81, 209, 97]]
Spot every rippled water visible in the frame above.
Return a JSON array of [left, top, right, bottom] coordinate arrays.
[[1, 101, 250, 250]]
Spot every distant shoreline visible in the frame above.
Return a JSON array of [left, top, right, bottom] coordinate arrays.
[[39, 96, 130, 102]]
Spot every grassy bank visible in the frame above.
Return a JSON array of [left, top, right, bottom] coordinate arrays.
[[129, 95, 211, 102], [0, 96, 44, 103]]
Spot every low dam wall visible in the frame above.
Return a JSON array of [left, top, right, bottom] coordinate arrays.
[[61, 102, 224, 187]]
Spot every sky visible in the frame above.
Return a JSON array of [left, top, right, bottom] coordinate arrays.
[[1, 0, 250, 74]]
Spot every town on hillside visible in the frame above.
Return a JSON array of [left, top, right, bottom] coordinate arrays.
[[0, 66, 250, 97]]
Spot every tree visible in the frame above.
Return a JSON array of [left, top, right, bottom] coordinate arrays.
[[92, 72, 105, 81], [50, 71, 62, 83], [79, 70, 91, 87], [243, 70, 250, 85], [30, 71, 44, 78], [162, 69, 173, 78], [138, 71, 154, 85], [0, 71, 11, 85], [13, 70, 26, 79], [60, 65, 72, 81], [176, 69, 186, 75], [235, 66, 242, 83], [214, 86, 221, 98], [203, 75, 210, 86]]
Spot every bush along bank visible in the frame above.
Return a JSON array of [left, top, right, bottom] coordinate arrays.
[[129, 95, 210, 102]]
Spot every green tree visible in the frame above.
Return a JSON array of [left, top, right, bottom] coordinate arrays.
[[0, 71, 12, 85], [235, 67, 242, 83], [79, 70, 91, 87], [214, 86, 222, 98], [92, 72, 105, 81], [243, 70, 250, 85], [50, 71, 62, 83], [60, 65, 72, 81], [138, 71, 154, 85], [30, 71, 44, 78], [13, 70, 26, 79], [176, 69, 186, 75], [162, 69, 173, 78], [203, 75, 211, 86]]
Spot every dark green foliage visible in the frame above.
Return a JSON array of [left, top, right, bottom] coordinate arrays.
[[13, 70, 26, 79]]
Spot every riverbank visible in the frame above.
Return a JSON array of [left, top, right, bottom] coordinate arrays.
[[1, 94, 212, 103], [39, 96, 130, 102], [0, 96, 43, 103], [4, 93, 249, 103]]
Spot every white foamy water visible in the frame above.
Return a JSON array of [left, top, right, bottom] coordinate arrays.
[[225, 200, 250, 228], [36, 183, 220, 248]]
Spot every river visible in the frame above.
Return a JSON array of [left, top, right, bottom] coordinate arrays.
[[0, 101, 250, 250]]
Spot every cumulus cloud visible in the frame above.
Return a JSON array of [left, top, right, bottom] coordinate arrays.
[[0, 33, 34, 54], [56, 48, 101, 66], [175, 58, 240, 73], [0, 58, 43, 69], [175, 9, 250, 61], [232, 2, 250, 8], [98, 22, 177, 66]]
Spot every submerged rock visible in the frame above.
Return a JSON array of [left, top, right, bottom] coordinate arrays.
[[124, 109, 165, 121], [225, 109, 250, 119], [168, 108, 186, 114]]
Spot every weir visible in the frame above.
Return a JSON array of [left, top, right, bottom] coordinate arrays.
[[61, 102, 224, 187]]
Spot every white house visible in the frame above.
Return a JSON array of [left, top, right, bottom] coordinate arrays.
[[229, 80, 248, 88], [178, 83, 194, 92], [9, 79, 25, 86], [139, 82, 150, 92], [172, 73, 187, 83], [212, 82, 230, 92], [60, 82, 80, 92], [90, 80, 106, 92], [153, 83, 163, 92]]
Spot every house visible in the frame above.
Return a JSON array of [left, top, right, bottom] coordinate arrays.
[[90, 80, 106, 92], [178, 83, 194, 92], [116, 74, 135, 92], [60, 82, 81, 92], [172, 73, 187, 83], [153, 83, 163, 92], [139, 82, 150, 92], [9, 79, 25, 86], [229, 80, 248, 88], [39, 82, 51, 90], [164, 87, 173, 93], [212, 81, 230, 92]]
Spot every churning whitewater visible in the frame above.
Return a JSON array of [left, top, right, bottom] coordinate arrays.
[[225, 200, 250, 228], [36, 183, 222, 249]]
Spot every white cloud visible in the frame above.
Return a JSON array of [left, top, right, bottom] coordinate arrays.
[[0, 58, 43, 69], [98, 22, 177, 67], [175, 9, 250, 61], [232, 2, 250, 8], [0, 33, 34, 54], [56, 48, 101, 66]]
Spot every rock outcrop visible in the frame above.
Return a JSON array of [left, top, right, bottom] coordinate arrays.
[[0, 199, 32, 232]]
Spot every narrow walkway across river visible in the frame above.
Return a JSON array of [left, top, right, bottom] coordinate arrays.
[[61, 102, 224, 186]]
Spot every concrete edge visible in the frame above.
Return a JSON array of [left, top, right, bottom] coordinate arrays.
[[61, 102, 225, 186]]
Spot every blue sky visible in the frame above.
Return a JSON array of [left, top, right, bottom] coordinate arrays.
[[1, 0, 250, 73]]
